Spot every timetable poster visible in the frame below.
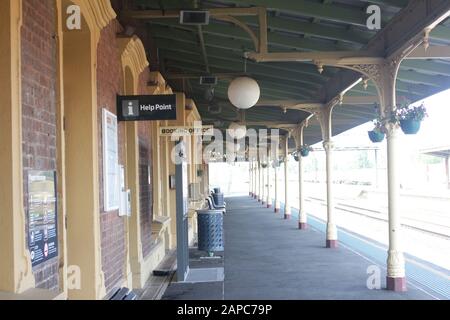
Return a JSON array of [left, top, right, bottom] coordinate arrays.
[[28, 171, 58, 267]]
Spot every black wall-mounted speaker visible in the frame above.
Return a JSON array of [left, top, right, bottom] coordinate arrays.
[[200, 76, 218, 85], [180, 10, 210, 25]]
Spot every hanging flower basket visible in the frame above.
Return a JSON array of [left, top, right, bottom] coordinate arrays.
[[392, 102, 427, 135], [368, 130, 385, 143], [300, 149, 310, 157], [399, 119, 421, 135], [261, 163, 268, 169], [368, 107, 386, 143], [271, 159, 281, 168], [293, 154, 299, 162], [299, 145, 312, 157]]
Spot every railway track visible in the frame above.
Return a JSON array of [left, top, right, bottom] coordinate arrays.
[[306, 196, 450, 240]]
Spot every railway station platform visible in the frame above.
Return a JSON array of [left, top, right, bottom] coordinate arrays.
[[161, 196, 442, 300], [2, 0, 450, 302]]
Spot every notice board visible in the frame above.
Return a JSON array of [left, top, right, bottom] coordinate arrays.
[[28, 171, 58, 267]]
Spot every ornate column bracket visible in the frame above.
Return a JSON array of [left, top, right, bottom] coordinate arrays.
[[313, 96, 341, 143], [322, 140, 335, 152]]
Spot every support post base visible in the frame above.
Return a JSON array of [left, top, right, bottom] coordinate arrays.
[[274, 208, 280, 213], [262, 201, 266, 205], [386, 276, 407, 292], [298, 222, 307, 230], [284, 214, 291, 220], [326, 240, 338, 248], [267, 204, 272, 208]]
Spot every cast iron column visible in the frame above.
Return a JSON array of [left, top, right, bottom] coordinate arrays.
[[284, 136, 291, 219]]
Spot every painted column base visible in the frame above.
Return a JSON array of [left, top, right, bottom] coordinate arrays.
[[284, 214, 291, 220], [386, 276, 407, 292], [266, 204, 272, 208], [274, 208, 280, 213], [326, 239, 338, 248], [258, 198, 261, 202], [253, 195, 257, 199], [298, 222, 307, 229], [249, 192, 253, 196], [262, 201, 266, 205]]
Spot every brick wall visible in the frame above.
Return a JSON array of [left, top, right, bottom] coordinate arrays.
[[138, 70, 154, 258], [97, 20, 127, 296], [21, 0, 59, 290]]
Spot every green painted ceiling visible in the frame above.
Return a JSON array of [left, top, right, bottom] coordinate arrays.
[[122, 0, 450, 147]]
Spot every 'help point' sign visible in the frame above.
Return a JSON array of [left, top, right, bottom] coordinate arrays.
[[117, 94, 177, 121]]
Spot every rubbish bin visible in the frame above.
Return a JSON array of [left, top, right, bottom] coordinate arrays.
[[197, 210, 224, 256], [213, 187, 221, 194]]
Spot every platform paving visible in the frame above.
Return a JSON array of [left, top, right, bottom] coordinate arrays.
[[162, 196, 435, 300]]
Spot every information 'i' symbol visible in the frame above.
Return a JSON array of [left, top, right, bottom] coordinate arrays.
[[128, 101, 134, 116]]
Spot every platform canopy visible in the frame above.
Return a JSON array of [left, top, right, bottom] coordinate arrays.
[[117, 0, 450, 146]]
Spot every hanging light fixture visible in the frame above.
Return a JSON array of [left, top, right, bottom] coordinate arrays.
[[228, 110, 247, 140], [228, 122, 247, 140], [228, 77, 260, 109]]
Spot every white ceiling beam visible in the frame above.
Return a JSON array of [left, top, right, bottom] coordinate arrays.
[[342, 96, 379, 105], [246, 51, 383, 64], [255, 96, 379, 107], [406, 45, 450, 59], [245, 121, 299, 129], [255, 100, 323, 110], [124, 7, 261, 19]]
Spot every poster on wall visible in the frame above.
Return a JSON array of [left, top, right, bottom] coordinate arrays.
[[102, 108, 120, 211], [28, 171, 58, 267]]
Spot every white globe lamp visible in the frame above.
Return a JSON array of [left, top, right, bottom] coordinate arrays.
[[228, 77, 260, 109]]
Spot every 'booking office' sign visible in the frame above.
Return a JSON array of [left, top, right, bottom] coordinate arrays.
[[117, 94, 177, 121]]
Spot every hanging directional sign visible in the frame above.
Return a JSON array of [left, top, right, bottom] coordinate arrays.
[[117, 94, 177, 121]]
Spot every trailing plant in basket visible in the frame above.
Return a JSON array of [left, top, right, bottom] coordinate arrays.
[[299, 144, 313, 157], [391, 102, 428, 135], [368, 117, 385, 143]]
